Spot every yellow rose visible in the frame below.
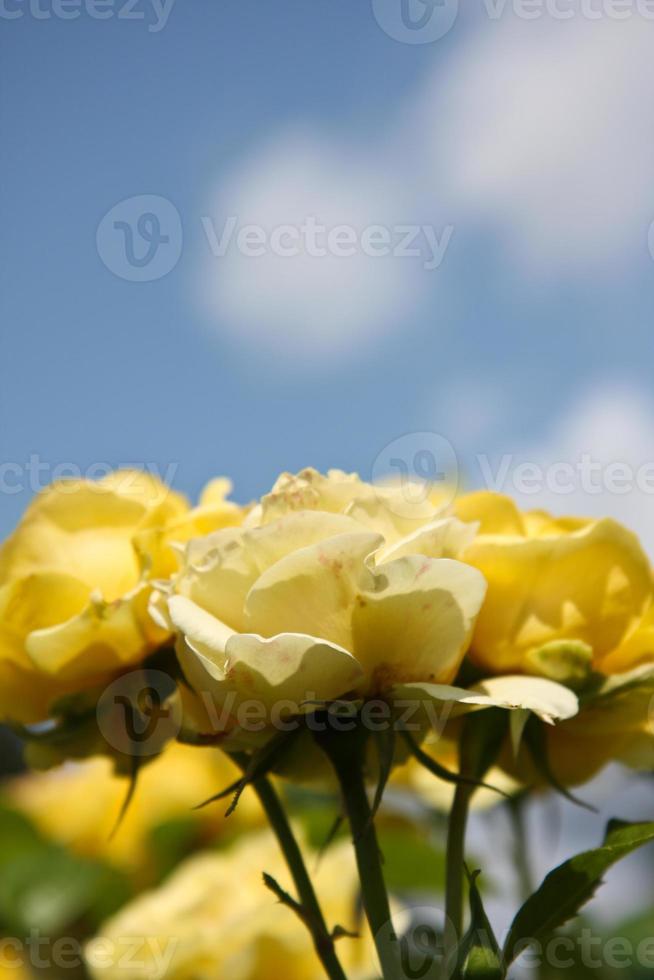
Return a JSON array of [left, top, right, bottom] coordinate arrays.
[[455, 492, 654, 784], [152, 468, 488, 742], [86, 829, 376, 980], [455, 491, 652, 676], [5, 741, 262, 879], [0, 472, 241, 724]]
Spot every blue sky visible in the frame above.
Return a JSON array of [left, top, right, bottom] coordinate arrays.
[[3, 2, 654, 548]]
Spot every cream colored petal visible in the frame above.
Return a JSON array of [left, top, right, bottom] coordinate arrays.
[[378, 516, 478, 563], [345, 491, 444, 546], [244, 531, 382, 650], [352, 557, 487, 690], [470, 675, 579, 722], [177, 512, 366, 633], [394, 675, 579, 724], [168, 594, 235, 661], [166, 596, 233, 716], [169, 591, 363, 712], [222, 631, 364, 708], [256, 467, 371, 524]]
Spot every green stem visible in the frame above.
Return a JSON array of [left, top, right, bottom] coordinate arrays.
[[319, 732, 400, 980], [508, 794, 532, 903], [230, 753, 348, 980], [445, 782, 472, 965]]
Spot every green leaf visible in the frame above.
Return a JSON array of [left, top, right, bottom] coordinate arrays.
[[503, 820, 654, 965], [457, 868, 502, 979]]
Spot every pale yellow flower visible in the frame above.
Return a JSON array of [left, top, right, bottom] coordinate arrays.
[[0, 472, 241, 725], [153, 468, 489, 740], [5, 741, 262, 879], [86, 829, 375, 980]]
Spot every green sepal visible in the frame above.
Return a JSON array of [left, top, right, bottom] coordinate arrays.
[[457, 868, 503, 979]]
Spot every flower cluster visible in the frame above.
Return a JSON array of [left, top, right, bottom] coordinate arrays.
[[2, 464, 654, 980], [1, 466, 652, 788]]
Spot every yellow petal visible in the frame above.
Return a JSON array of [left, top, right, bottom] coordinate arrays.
[[602, 595, 654, 674], [244, 531, 382, 650], [454, 491, 526, 535], [464, 517, 652, 673], [0, 573, 90, 635], [0, 472, 186, 601], [352, 556, 487, 689], [25, 583, 162, 680], [176, 512, 366, 634], [0, 629, 69, 724]]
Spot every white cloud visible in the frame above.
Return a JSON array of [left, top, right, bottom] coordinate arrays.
[[199, 130, 437, 359], [417, 13, 654, 276], [198, 13, 654, 357], [500, 384, 654, 554]]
